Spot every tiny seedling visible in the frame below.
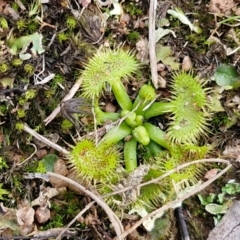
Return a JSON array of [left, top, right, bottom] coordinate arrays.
[[198, 180, 240, 225]]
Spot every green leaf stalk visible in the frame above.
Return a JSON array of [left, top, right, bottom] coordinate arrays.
[[81, 48, 140, 110], [124, 138, 137, 172], [97, 122, 132, 149]]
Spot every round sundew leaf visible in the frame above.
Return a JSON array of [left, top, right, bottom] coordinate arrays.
[[167, 72, 210, 143], [69, 140, 120, 183], [81, 48, 140, 98]]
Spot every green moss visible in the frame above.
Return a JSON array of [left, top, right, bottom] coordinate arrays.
[[27, 20, 39, 33], [51, 73, 65, 89], [11, 2, 19, 11], [65, 15, 78, 30], [17, 109, 26, 118], [126, 31, 140, 43], [15, 122, 24, 131], [57, 32, 69, 44], [24, 63, 35, 75], [125, 2, 143, 16], [0, 63, 9, 73], [11, 58, 23, 66], [16, 19, 27, 31], [28, 0, 41, 17], [44, 88, 56, 98]]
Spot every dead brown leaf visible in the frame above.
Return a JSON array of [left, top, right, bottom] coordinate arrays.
[[54, 159, 69, 176], [0, 0, 6, 12], [223, 145, 240, 161], [0, 203, 19, 234], [204, 169, 219, 179], [35, 149, 48, 159], [136, 38, 149, 64], [208, 0, 236, 15], [35, 207, 51, 224], [182, 55, 193, 71], [3, 4, 20, 19], [79, 0, 91, 8], [16, 200, 34, 235]]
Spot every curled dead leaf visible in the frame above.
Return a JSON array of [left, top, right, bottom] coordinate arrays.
[[16, 200, 34, 235], [204, 169, 219, 179], [35, 207, 51, 224], [182, 55, 193, 71], [79, 0, 91, 8], [54, 159, 68, 176]]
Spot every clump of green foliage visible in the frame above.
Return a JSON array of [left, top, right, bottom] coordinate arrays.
[[126, 31, 140, 43], [125, 2, 143, 16], [198, 180, 240, 225]]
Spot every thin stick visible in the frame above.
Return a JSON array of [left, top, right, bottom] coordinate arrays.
[[149, 0, 158, 88], [44, 78, 83, 125], [23, 124, 69, 155], [103, 159, 231, 198], [16, 143, 37, 166], [46, 172, 124, 239], [117, 160, 232, 239]]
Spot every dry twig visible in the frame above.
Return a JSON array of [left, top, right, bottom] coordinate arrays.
[[117, 158, 232, 239], [46, 172, 124, 239], [23, 124, 69, 155], [44, 78, 83, 125], [56, 201, 95, 239], [149, 0, 158, 88]]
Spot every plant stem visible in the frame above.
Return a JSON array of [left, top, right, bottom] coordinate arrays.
[[98, 122, 132, 149], [132, 84, 156, 116], [144, 102, 175, 120], [94, 104, 120, 124], [143, 123, 172, 151], [147, 140, 166, 157], [111, 80, 132, 111], [124, 138, 137, 172]]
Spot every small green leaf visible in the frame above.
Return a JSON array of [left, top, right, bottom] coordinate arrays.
[[234, 183, 240, 192], [42, 154, 58, 172], [156, 44, 179, 70], [156, 45, 172, 61], [0, 183, 9, 200], [167, 8, 201, 33], [198, 193, 215, 205], [155, 27, 176, 43], [162, 56, 179, 70], [0, 77, 14, 88], [217, 192, 225, 204], [222, 182, 240, 194], [214, 64, 240, 89], [205, 203, 229, 215]]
